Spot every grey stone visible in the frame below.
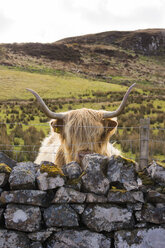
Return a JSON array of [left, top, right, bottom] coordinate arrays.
[[107, 190, 144, 204], [4, 204, 41, 232], [127, 203, 143, 211], [47, 230, 111, 248], [0, 173, 9, 187], [62, 162, 82, 179], [37, 173, 64, 190], [65, 181, 82, 191], [135, 210, 143, 222], [107, 155, 138, 191], [115, 227, 165, 248], [47, 227, 62, 232], [147, 161, 165, 186], [28, 228, 59, 242], [156, 203, 165, 208], [135, 222, 147, 228], [86, 193, 107, 203], [146, 190, 165, 203], [17, 161, 38, 172], [0, 229, 30, 248], [62, 162, 82, 190], [81, 154, 110, 195], [30, 242, 43, 248], [52, 187, 86, 203], [0, 152, 17, 168], [9, 162, 36, 190], [0, 190, 48, 206], [70, 204, 85, 214], [142, 203, 165, 224], [82, 204, 133, 232], [43, 204, 79, 227]]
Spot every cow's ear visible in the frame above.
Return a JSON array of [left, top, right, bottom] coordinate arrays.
[[102, 118, 118, 137], [50, 119, 64, 134]]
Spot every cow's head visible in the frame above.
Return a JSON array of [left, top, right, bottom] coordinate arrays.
[[27, 84, 135, 164]]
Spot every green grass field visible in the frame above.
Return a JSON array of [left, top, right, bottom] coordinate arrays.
[[0, 66, 129, 100]]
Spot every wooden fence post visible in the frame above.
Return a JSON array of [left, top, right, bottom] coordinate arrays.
[[139, 118, 150, 170]]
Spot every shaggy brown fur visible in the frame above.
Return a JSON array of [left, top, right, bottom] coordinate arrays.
[[35, 108, 119, 167]]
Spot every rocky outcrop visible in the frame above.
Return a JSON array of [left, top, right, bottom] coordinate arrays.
[[59, 29, 165, 56], [119, 29, 165, 56], [0, 154, 165, 247]]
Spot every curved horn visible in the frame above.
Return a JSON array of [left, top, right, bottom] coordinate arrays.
[[26, 89, 65, 119], [103, 83, 136, 118]]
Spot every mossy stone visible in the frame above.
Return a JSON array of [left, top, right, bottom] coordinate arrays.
[[138, 171, 155, 186], [0, 163, 12, 174], [40, 163, 64, 177], [115, 155, 136, 167], [110, 186, 127, 193]]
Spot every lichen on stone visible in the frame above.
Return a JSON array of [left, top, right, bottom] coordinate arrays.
[[138, 170, 155, 186], [115, 155, 136, 167], [40, 163, 64, 177], [0, 163, 12, 174], [156, 161, 165, 169], [67, 171, 86, 185], [110, 186, 127, 193], [13, 210, 28, 223]]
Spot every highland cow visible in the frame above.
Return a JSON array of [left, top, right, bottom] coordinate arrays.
[[27, 84, 135, 167]]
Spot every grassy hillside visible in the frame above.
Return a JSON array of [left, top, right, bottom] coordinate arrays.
[[0, 66, 128, 100], [0, 66, 164, 163], [0, 29, 165, 87], [0, 29, 164, 162]]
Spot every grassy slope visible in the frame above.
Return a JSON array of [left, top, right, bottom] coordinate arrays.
[[0, 66, 128, 101]]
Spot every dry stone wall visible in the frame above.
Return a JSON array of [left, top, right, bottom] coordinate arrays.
[[0, 153, 165, 248]]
